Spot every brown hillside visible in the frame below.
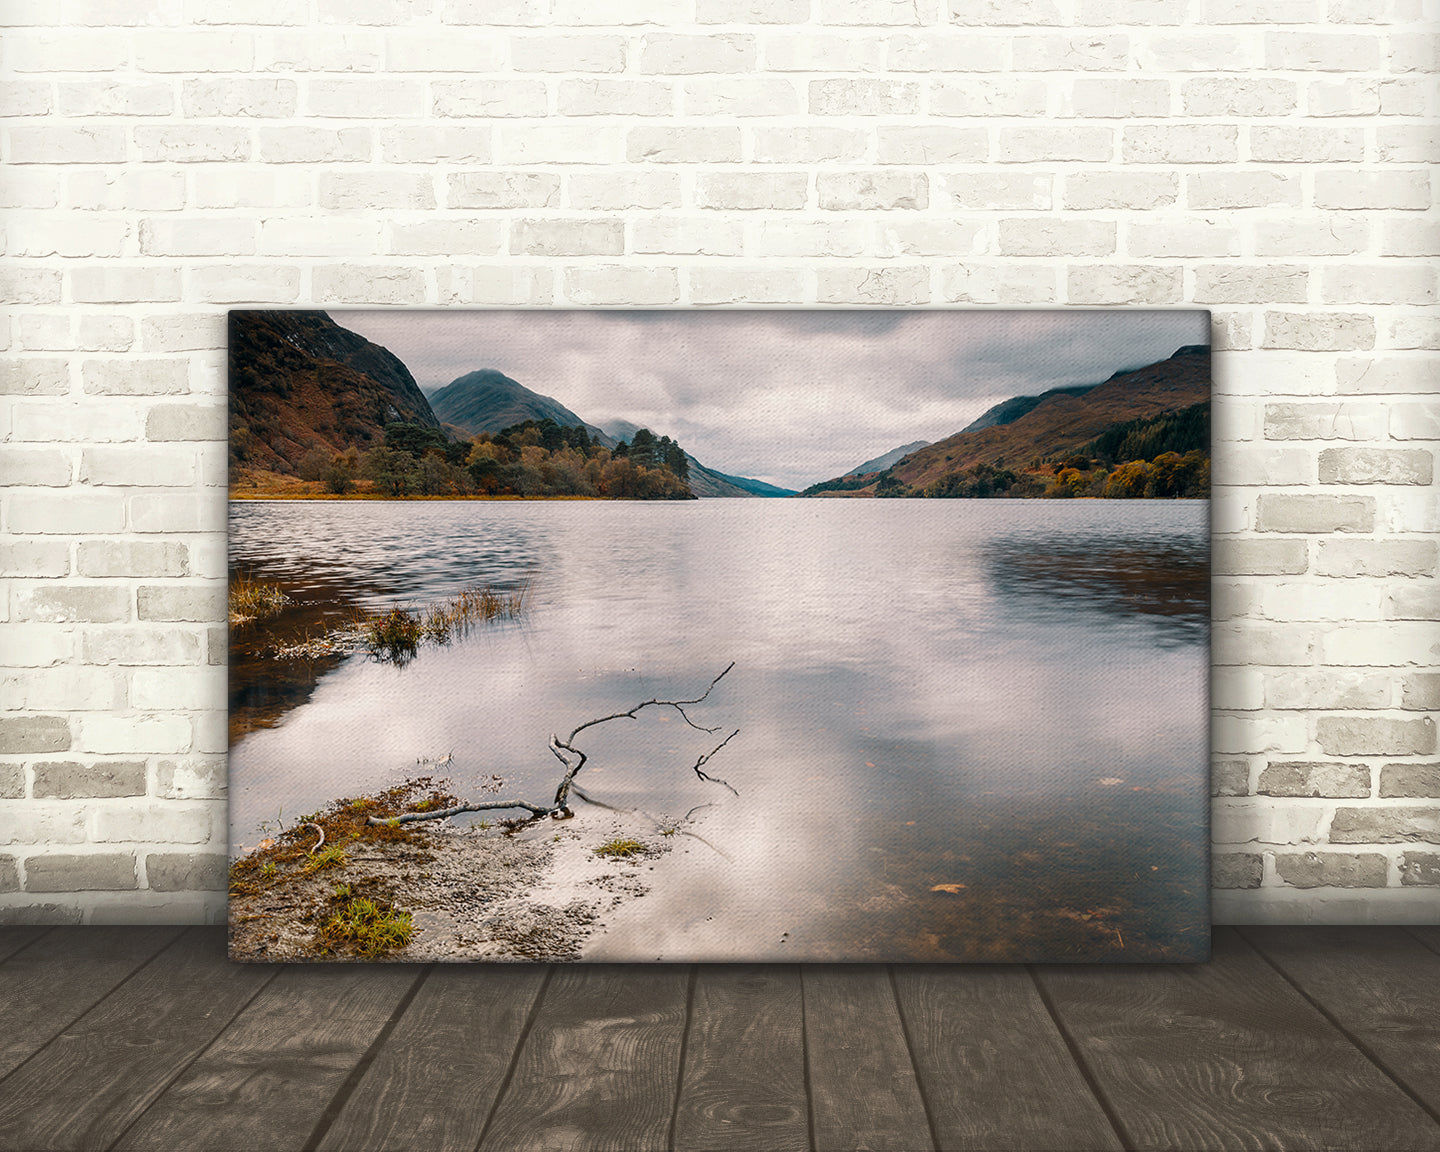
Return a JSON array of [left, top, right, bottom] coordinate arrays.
[[888, 346, 1209, 491], [229, 310, 441, 485]]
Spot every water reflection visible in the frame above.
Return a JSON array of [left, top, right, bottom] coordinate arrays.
[[229, 498, 1210, 961]]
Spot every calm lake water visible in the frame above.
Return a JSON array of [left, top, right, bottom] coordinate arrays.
[[229, 498, 1210, 962]]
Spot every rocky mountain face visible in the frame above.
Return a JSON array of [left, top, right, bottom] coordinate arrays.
[[229, 310, 440, 479], [844, 440, 931, 477]]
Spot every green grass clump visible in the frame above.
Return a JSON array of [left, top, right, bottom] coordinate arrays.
[[593, 837, 647, 860], [303, 844, 348, 873], [363, 607, 423, 662], [321, 896, 414, 957], [229, 578, 291, 626]]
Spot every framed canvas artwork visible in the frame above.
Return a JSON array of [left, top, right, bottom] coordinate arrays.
[[227, 309, 1212, 964]]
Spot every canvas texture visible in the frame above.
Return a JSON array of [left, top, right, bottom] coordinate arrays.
[[227, 308, 1212, 963]]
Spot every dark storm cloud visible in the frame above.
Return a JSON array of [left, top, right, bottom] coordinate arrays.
[[336, 309, 1209, 491]]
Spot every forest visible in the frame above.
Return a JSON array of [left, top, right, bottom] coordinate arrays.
[[299, 418, 696, 500]]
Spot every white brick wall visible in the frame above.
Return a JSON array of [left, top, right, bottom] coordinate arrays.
[[1, 1, 1435, 926]]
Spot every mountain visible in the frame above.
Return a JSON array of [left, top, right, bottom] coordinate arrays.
[[845, 440, 930, 477], [428, 369, 616, 446], [229, 310, 440, 481], [802, 345, 1209, 497], [599, 421, 794, 497]]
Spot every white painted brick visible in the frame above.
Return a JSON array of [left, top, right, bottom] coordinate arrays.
[[318, 172, 436, 211], [1195, 265, 1309, 304], [750, 127, 869, 164], [433, 79, 548, 119], [1188, 171, 1300, 210], [138, 219, 255, 258], [1381, 219, 1440, 258], [1387, 315, 1440, 351], [7, 125, 126, 165], [1213, 667, 1265, 711], [817, 265, 930, 305], [753, 220, 870, 258], [1250, 126, 1365, 164], [874, 220, 984, 257], [1307, 79, 1382, 117], [817, 171, 928, 211], [0, 447, 72, 486], [18, 668, 127, 712], [631, 218, 745, 256], [443, 0, 548, 24], [1253, 215, 1370, 257], [0, 80, 52, 115], [639, 34, 756, 74], [1390, 403, 1440, 440], [511, 219, 625, 256], [0, 624, 73, 667], [1377, 125, 1440, 164], [689, 267, 807, 305], [66, 0, 182, 23], [762, 34, 885, 73], [511, 35, 626, 72], [7, 217, 129, 259], [951, 0, 1064, 26], [0, 171, 61, 212], [306, 78, 425, 118], [55, 81, 174, 118], [682, 79, 799, 118], [1265, 671, 1392, 711], [1212, 800, 1327, 845], [80, 446, 195, 487], [1064, 172, 1178, 210], [128, 494, 224, 534], [1126, 219, 1241, 259], [92, 803, 212, 845], [1076, 0, 1187, 21], [1135, 32, 1259, 72], [563, 266, 679, 306], [190, 266, 302, 304], [627, 127, 741, 164], [65, 170, 187, 212], [4, 31, 131, 72], [499, 125, 624, 165], [1266, 31, 1383, 71], [1212, 714, 1311, 756], [448, 171, 561, 209], [875, 126, 988, 165], [17, 316, 78, 353], [316, 0, 435, 24], [567, 171, 680, 210], [942, 264, 1060, 304], [821, 0, 934, 23], [1378, 78, 1434, 117], [436, 266, 554, 305], [1262, 580, 1387, 625], [996, 126, 1113, 163], [1321, 265, 1436, 306], [999, 219, 1116, 257], [888, 35, 1009, 74], [1066, 79, 1171, 119], [1314, 170, 1431, 210], [559, 80, 674, 118], [696, 173, 810, 210], [181, 78, 296, 118], [550, 0, 690, 22], [256, 127, 372, 165], [378, 32, 503, 72], [1264, 400, 1389, 439], [12, 402, 145, 445], [258, 30, 385, 72], [388, 221, 503, 256], [1322, 625, 1439, 667], [313, 266, 427, 305], [809, 78, 922, 116], [698, 0, 811, 20], [130, 667, 226, 712], [133, 31, 253, 72], [931, 78, 1047, 117], [1335, 357, 1440, 395], [1067, 266, 1183, 305], [134, 126, 250, 163], [1261, 313, 1378, 353], [192, 0, 305, 23], [80, 360, 189, 398], [7, 492, 127, 537], [1123, 125, 1239, 164], [1197, 0, 1315, 21], [1011, 34, 1129, 71]]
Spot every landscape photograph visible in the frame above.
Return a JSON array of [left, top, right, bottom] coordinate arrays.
[[227, 308, 1212, 964]]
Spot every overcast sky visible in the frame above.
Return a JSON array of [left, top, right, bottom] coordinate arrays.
[[336, 309, 1209, 491]]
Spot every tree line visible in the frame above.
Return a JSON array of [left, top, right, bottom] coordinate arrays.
[[299, 419, 695, 499]]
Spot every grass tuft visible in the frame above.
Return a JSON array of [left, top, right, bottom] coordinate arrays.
[[593, 837, 647, 860], [229, 578, 291, 627], [320, 895, 414, 958]]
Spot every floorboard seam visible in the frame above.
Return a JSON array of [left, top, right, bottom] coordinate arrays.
[[799, 967, 817, 1152], [1404, 927, 1440, 959], [1237, 927, 1440, 1133], [666, 965, 699, 1152], [474, 963, 555, 1152], [0, 925, 55, 965], [300, 964, 433, 1152], [1027, 965, 1136, 1152], [102, 947, 285, 1152], [886, 966, 940, 1152], [0, 926, 186, 1094]]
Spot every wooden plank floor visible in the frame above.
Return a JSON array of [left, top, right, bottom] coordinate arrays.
[[0, 926, 1436, 1152]]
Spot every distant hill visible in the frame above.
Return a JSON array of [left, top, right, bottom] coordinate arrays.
[[599, 421, 793, 497], [429, 370, 615, 446], [802, 345, 1209, 498], [845, 440, 930, 477], [229, 310, 440, 482]]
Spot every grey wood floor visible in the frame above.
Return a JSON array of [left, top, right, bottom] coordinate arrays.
[[0, 925, 1436, 1152]]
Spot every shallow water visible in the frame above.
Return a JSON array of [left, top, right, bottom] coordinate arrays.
[[229, 497, 1210, 962]]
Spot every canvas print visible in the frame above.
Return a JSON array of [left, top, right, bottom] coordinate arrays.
[[227, 309, 1211, 964]]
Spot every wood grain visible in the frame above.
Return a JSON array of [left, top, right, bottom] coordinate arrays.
[[112, 963, 424, 1152], [672, 965, 808, 1152], [0, 928, 273, 1152], [0, 926, 50, 964], [478, 964, 690, 1152], [803, 965, 933, 1152], [1243, 926, 1440, 1124], [892, 965, 1122, 1152], [0, 925, 182, 1080], [315, 963, 547, 1152], [1035, 927, 1440, 1151], [1410, 926, 1440, 958]]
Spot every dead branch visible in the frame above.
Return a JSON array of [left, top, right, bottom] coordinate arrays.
[[367, 664, 739, 828]]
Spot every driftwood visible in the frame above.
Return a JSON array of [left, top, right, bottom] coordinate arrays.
[[368, 663, 739, 828]]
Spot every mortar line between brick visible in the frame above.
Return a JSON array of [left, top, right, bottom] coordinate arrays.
[[1237, 925, 1440, 1131]]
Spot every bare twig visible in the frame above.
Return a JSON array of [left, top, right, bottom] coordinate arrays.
[[302, 821, 325, 854], [367, 664, 740, 828]]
